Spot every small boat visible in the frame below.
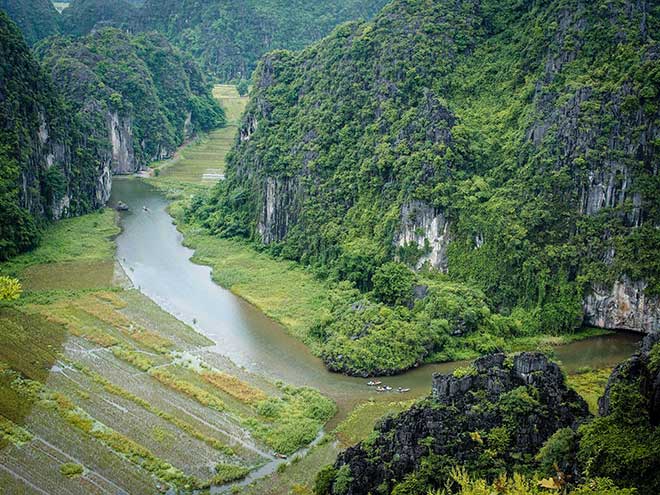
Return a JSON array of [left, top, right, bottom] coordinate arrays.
[[275, 453, 287, 459], [143, 206, 150, 212], [397, 387, 411, 393], [384, 386, 393, 391], [116, 201, 129, 211], [367, 380, 382, 387], [376, 386, 386, 392]]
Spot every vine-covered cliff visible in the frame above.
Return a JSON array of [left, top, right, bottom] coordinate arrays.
[[198, 0, 659, 345], [0, 12, 109, 260], [36, 28, 224, 174]]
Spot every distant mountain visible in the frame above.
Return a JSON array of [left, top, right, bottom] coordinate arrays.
[[0, 0, 60, 44], [56, 0, 390, 81]]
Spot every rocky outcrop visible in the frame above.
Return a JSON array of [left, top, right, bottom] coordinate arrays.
[[599, 333, 660, 426], [394, 200, 450, 271], [108, 111, 137, 174], [328, 353, 590, 495], [257, 177, 300, 244], [584, 277, 660, 333]]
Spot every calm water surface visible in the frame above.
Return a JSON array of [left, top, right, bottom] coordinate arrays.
[[110, 179, 641, 421]]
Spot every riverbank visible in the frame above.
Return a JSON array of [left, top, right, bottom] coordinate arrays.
[[0, 206, 335, 494]]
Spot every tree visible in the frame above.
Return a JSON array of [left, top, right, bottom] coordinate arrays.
[[236, 79, 249, 96], [0, 276, 22, 301], [372, 262, 415, 307]]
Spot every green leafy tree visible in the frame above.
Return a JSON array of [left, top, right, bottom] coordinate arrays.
[[0, 276, 22, 301], [372, 262, 415, 307]]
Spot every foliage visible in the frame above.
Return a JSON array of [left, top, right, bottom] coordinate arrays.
[[59, 463, 84, 478], [578, 368, 660, 495], [0, 0, 61, 44], [429, 467, 636, 495], [36, 28, 225, 170], [193, 0, 660, 373], [0, 276, 22, 301], [59, 0, 390, 81], [372, 262, 415, 307]]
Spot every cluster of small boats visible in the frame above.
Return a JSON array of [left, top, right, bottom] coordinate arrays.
[[366, 381, 410, 393]]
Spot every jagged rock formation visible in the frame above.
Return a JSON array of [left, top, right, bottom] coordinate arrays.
[[199, 0, 659, 335], [0, 12, 108, 259], [36, 28, 224, 175], [323, 353, 590, 495], [394, 201, 450, 271]]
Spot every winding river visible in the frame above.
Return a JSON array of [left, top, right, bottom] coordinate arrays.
[[110, 178, 641, 423]]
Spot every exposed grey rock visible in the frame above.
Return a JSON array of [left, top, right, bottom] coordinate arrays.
[[394, 200, 450, 271], [331, 353, 589, 495], [584, 277, 660, 333]]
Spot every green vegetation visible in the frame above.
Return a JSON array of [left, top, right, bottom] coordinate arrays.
[[0, 276, 21, 301], [0, 12, 108, 260], [334, 400, 412, 447], [246, 385, 335, 455], [190, 0, 660, 375], [37, 28, 225, 173], [59, 462, 84, 478], [578, 346, 660, 495], [568, 368, 612, 414], [0, 0, 61, 44], [428, 468, 635, 495], [58, 0, 389, 81]]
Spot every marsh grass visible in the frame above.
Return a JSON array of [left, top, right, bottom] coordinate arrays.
[[334, 400, 413, 447], [568, 367, 612, 414]]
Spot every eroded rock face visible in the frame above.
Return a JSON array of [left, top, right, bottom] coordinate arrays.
[[108, 111, 137, 174], [394, 200, 450, 271], [584, 277, 660, 333], [331, 353, 589, 495], [257, 176, 300, 244]]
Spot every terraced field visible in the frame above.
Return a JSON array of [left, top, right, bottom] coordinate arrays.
[[156, 85, 248, 186], [0, 209, 334, 494]]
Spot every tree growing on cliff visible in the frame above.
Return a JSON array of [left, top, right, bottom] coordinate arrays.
[[372, 262, 415, 307]]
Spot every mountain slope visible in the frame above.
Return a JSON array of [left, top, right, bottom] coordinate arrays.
[[0, 11, 108, 260], [199, 0, 659, 340], [58, 0, 390, 81], [36, 28, 224, 174], [0, 0, 60, 44]]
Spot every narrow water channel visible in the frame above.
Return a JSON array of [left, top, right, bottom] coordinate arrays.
[[110, 178, 642, 422]]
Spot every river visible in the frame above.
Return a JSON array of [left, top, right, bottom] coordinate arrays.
[[110, 178, 641, 424]]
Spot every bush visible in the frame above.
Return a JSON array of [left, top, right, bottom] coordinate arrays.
[[372, 262, 415, 307], [59, 463, 84, 478], [0, 276, 22, 301]]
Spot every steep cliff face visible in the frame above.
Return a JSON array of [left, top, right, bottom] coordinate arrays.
[[584, 277, 660, 332], [200, 0, 659, 335], [321, 353, 589, 495], [0, 12, 109, 260], [36, 29, 224, 175]]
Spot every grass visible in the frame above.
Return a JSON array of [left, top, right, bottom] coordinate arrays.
[[0, 209, 119, 281], [149, 368, 226, 412], [568, 367, 612, 414], [179, 227, 330, 341], [334, 400, 413, 447], [153, 84, 248, 186], [201, 370, 267, 405], [59, 463, 84, 478]]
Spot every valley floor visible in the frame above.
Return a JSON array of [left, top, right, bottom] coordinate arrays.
[[0, 84, 639, 495]]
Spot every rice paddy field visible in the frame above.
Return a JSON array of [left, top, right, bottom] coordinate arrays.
[[155, 85, 249, 186], [0, 208, 335, 494]]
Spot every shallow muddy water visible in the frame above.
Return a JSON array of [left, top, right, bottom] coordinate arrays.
[[110, 179, 642, 421]]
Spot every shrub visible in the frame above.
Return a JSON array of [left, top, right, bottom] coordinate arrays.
[[60, 463, 84, 478]]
